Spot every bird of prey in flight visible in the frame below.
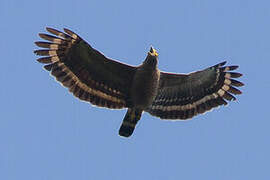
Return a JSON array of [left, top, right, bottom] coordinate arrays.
[[34, 27, 244, 137]]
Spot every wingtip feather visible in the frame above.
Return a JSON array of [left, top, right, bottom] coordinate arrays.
[[219, 61, 227, 67], [63, 28, 79, 39]]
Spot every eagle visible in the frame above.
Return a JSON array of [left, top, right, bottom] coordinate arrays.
[[34, 27, 244, 137]]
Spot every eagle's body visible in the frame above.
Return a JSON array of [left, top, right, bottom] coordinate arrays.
[[119, 50, 160, 136], [131, 55, 160, 109], [34, 28, 244, 137]]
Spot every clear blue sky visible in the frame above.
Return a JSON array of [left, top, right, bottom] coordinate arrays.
[[0, 0, 269, 179]]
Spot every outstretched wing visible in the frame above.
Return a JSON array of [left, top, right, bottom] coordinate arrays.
[[146, 61, 244, 119], [34, 27, 136, 109]]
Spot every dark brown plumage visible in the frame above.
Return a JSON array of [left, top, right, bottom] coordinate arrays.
[[34, 27, 244, 137]]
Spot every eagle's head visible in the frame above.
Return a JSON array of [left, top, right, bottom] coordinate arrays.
[[144, 46, 158, 68], [148, 46, 159, 57]]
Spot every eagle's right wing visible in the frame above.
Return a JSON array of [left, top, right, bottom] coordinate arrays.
[[146, 62, 244, 119], [34, 28, 136, 109]]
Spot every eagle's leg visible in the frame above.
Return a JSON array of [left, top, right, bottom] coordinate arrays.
[[119, 108, 142, 137]]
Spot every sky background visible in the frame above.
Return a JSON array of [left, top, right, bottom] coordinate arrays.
[[0, 0, 269, 179]]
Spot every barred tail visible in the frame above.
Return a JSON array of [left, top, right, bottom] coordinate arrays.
[[119, 108, 142, 137]]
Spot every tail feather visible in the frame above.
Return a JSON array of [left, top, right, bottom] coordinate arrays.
[[119, 108, 142, 137]]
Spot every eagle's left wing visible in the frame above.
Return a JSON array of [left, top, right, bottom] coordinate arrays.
[[146, 61, 244, 119], [34, 28, 136, 109]]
